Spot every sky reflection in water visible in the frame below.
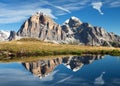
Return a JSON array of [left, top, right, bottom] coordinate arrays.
[[0, 55, 120, 86]]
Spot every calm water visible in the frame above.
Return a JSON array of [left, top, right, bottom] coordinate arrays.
[[0, 55, 120, 86]]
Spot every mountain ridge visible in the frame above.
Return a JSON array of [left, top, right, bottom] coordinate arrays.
[[8, 12, 120, 47]]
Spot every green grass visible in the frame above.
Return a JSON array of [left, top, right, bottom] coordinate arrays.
[[0, 39, 120, 60]]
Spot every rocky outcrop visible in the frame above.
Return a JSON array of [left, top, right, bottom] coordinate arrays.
[[8, 31, 21, 41], [8, 12, 120, 47], [8, 31, 16, 41]]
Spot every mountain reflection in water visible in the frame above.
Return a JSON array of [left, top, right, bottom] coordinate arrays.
[[1, 55, 120, 86], [22, 55, 104, 79]]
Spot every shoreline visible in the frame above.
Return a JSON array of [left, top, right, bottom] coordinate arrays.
[[0, 41, 120, 60]]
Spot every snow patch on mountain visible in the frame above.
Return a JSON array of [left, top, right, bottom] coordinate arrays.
[[0, 30, 10, 41]]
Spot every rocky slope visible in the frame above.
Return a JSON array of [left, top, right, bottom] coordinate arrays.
[[8, 12, 120, 47], [62, 16, 120, 46], [0, 30, 10, 41]]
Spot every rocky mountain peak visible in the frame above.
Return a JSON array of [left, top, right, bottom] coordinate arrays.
[[70, 16, 81, 22], [66, 16, 82, 28], [8, 12, 120, 47], [16, 12, 67, 42]]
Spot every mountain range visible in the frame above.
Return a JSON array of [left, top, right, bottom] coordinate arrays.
[[2, 12, 120, 47]]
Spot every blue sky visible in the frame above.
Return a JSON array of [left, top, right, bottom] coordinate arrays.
[[0, 0, 120, 35]]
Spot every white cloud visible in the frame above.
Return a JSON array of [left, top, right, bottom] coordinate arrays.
[[91, 2, 104, 15], [0, 2, 56, 24], [110, 1, 120, 7], [0, 16, 27, 24], [0, 0, 119, 24], [42, 1, 71, 13], [54, 6, 71, 13]]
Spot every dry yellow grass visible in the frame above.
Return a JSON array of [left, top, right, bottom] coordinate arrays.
[[0, 40, 120, 58]]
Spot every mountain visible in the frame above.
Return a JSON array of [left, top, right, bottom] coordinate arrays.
[[0, 30, 10, 41], [16, 12, 67, 43], [62, 16, 120, 46], [8, 12, 120, 47]]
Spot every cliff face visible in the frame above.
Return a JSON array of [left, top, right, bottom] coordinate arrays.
[[17, 13, 66, 42], [75, 24, 120, 46], [63, 17, 120, 46], [8, 12, 120, 47]]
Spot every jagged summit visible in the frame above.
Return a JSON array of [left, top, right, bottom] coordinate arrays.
[[64, 16, 82, 27], [8, 12, 120, 47], [71, 16, 81, 22], [16, 12, 66, 42]]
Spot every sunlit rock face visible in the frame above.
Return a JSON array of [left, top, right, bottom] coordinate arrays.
[[22, 55, 104, 78], [17, 13, 67, 42], [9, 12, 120, 46]]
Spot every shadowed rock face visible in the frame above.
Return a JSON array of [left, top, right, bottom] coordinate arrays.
[[9, 12, 120, 46], [22, 55, 104, 78], [8, 31, 16, 41], [63, 18, 120, 46]]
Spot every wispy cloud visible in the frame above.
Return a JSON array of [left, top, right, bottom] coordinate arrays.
[[0, 2, 56, 24], [0, 0, 119, 24], [91, 2, 104, 15], [42, 0, 71, 13], [110, 1, 120, 7], [54, 6, 71, 13]]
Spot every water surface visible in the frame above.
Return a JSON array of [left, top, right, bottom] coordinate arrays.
[[0, 55, 120, 86]]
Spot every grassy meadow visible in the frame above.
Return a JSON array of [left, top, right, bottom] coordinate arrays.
[[0, 38, 120, 60]]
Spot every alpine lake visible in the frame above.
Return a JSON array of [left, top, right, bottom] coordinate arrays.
[[0, 55, 120, 86]]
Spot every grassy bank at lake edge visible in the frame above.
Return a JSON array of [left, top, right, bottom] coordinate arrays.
[[0, 40, 120, 60]]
